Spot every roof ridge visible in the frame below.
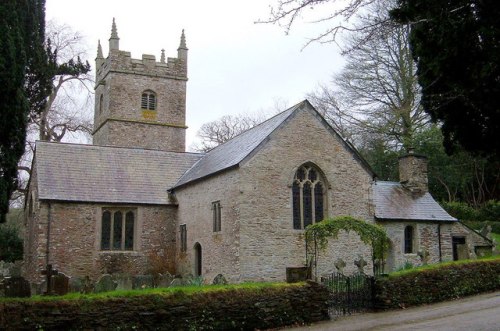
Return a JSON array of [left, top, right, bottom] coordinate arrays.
[[36, 140, 204, 156]]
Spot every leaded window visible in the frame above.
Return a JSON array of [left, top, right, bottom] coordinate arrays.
[[292, 164, 327, 229], [101, 209, 136, 251], [141, 90, 156, 110], [212, 201, 221, 232]]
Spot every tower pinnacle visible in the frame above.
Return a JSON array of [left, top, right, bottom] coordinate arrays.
[[96, 39, 104, 69], [109, 18, 120, 51], [177, 29, 188, 61]]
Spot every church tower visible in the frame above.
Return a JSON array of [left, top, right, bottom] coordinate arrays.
[[93, 19, 188, 152]]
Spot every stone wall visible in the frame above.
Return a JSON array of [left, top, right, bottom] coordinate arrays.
[[23, 199, 176, 284], [236, 108, 375, 281], [174, 169, 242, 283], [0, 282, 329, 330], [381, 222, 441, 271]]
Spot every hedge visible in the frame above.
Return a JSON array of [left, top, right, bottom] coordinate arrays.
[[0, 281, 329, 330], [374, 258, 500, 309]]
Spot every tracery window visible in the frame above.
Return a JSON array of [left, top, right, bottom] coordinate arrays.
[[292, 164, 326, 229], [101, 208, 136, 251], [141, 90, 156, 110], [404, 225, 415, 254]]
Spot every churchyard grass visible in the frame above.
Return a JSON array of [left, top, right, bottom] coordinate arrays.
[[388, 255, 500, 278], [0, 281, 297, 303]]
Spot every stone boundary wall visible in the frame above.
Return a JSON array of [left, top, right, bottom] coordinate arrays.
[[0, 282, 329, 330]]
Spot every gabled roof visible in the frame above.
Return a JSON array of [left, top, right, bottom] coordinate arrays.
[[35, 141, 202, 204], [172, 102, 301, 188], [173, 100, 375, 189], [373, 181, 456, 222]]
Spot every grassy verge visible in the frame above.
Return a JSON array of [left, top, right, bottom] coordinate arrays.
[[0, 281, 294, 303]]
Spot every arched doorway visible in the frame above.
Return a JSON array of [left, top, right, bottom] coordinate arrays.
[[194, 242, 202, 276]]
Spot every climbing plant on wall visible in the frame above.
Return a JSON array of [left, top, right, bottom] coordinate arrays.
[[305, 216, 390, 278]]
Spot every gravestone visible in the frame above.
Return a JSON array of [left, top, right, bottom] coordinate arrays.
[[94, 274, 117, 293], [41, 264, 59, 295], [418, 250, 430, 265], [169, 278, 184, 287], [51, 272, 70, 296], [334, 258, 346, 274], [286, 267, 309, 283], [114, 274, 133, 291], [212, 274, 228, 285], [156, 273, 174, 288], [1, 276, 31, 297], [69, 277, 83, 293], [132, 275, 154, 290], [354, 256, 367, 274], [81, 276, 94, 294]]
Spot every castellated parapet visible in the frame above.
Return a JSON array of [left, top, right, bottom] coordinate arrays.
[[93, 19, 188, 152]]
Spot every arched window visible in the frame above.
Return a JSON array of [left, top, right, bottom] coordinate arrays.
[[141, 90, 156, 110], [404, 225, 414, 254], [292, 164, 327, 229]]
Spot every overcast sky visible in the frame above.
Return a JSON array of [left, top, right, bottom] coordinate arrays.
[[46, 0, 345, 150]]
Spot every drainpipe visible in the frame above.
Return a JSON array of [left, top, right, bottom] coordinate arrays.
[[438, 223, 442, 262], [46, 202, 52, 266]]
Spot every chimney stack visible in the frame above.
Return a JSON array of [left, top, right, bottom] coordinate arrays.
[[399, 148, 428, 194]]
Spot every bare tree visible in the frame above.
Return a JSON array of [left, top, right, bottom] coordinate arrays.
[[261, 0, 396, 52], [308, 1, 429, 151], [12, 21, 93, 205], [193, 113, 267, 152], [192, 100, 289, 152]]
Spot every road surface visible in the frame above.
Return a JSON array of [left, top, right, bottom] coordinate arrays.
[[293, 291, 500, 331]]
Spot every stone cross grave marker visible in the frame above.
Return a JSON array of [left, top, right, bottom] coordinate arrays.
[[354, 256, 367, 273], [334, 258, 346, 274]]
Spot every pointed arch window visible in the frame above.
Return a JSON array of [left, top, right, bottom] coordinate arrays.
[[141, 90, 156, 110], [292, 164, 327, 229]]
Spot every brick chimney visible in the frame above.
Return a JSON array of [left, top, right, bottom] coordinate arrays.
[[399, 148, 428, 194]]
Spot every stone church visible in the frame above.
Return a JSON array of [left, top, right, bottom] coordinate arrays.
[[23, 21, 492, 285]]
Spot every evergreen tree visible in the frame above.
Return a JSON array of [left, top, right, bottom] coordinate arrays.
[[0, 0, 51, 222], [391, 0, 500, 157]]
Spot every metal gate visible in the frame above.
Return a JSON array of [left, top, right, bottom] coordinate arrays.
[[321, 272, 374, 317]]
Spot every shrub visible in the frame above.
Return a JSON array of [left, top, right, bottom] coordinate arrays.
[[0, 224, 23, 262], [374, 258, 500, 309], [478, 200, 500, 223], [440, 201, 478, 221]]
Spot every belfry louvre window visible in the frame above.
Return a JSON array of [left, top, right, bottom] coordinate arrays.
[[141, 90, 156, 110], [101, 209, 136, 251], [212, 201, 221, 232], [292, 164, 326, 229]]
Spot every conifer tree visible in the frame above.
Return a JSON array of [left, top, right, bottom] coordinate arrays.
[[0, 0, 51, 222]]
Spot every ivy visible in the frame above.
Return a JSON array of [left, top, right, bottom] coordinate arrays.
[[305, 216, 390, 260]]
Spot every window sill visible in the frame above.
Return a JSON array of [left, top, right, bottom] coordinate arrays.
[[99, 250, 141, 256]]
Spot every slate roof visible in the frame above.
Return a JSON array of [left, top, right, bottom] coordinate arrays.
[[373, 181, 456, 222], [173, 102, 301, 188], [35, 141, 202, 204]]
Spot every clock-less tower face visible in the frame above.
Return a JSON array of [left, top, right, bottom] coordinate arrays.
[[92, 21, 188, 153]]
